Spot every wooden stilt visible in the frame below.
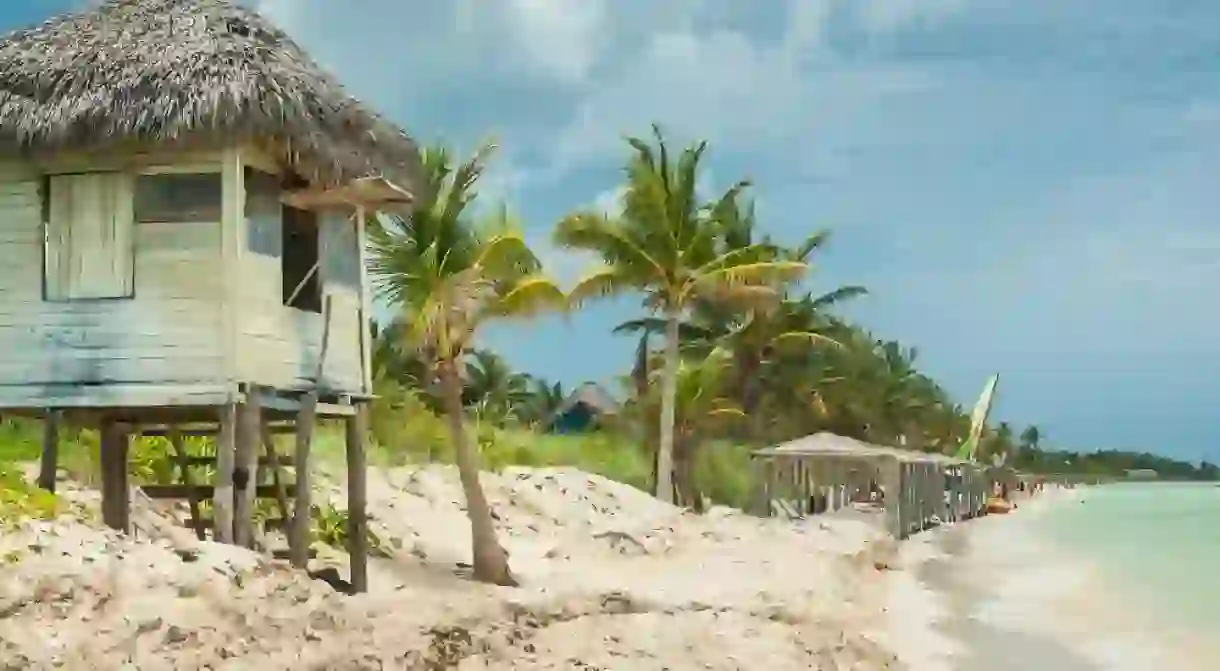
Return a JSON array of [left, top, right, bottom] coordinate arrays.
[[38, 409, 60, 493], [100, 421, 129, 532], [346, 404, 369, 593], [169, 428, 206, 540], [234, 391, 262, 548], [213, 403, 237, 544], [260, 420, 291, 526], [291, 295, 332, 568], [289, 391, 317, 569]]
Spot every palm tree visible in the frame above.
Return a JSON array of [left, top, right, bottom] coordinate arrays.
[[368, 143, 566, 585], [554, 125, 806, 503], [1020, 425, 1042, 452], [613, 209, 865, 442], [984, 421, 1016, 466], [520, 378, 566, 427], [646, 348, 744, 509], [463, 349, 533, 423]]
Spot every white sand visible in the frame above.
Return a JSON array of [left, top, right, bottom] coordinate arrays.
[[1, 466, 916, 670]]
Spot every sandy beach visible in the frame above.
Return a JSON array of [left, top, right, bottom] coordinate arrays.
[[1, 465, 908, 670], [4, 469, 1215, 670]]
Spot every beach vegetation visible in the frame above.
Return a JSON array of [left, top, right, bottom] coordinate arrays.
[[367, 142, 566, 586], [553, 125, 807, 503]]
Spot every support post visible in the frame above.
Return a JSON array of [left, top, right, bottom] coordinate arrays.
[[38, 409, 60, 492], [880, 455, 903, 539], [346, 404, 369, 593], [99, 421, 129, 532], [290, 391, 317, 568], [213, 403, 237, 544], [169, 428, 206, 540], [260, 421, 291, 525], [234, 389, 262, 548]]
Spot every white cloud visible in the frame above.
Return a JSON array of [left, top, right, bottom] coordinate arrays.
[[502, 0, 609, 84], [544, 0, 946, 174]]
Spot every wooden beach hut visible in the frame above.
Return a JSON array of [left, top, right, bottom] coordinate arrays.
[[543, 383, 620, 434], [750, 432, 988, 539], [0, 0, 423, 593]]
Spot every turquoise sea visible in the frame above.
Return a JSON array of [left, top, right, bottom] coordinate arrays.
[[1038, 483, 1220, 639]]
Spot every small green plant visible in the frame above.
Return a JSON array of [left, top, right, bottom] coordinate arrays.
[[0, 465, 64, 530], [310, 503, 391, 557]]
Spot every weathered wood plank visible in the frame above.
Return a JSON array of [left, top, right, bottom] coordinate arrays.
[[38, 410, 60, 493], [100, 422, 130, 532], [0, 300, 222, 323], [0, 383, 234, 409], [143, 484, 296, 499], [346, 405, 368, 593], [261, 417, 292, 528], [183, 455, 293, 466], [213, 403, 236, 544], [168, 428, 206, 541], [289, 391, 317, 569], [233, 393, 261, 548], [197, 516, 289, 530], [0, 355, 226, 386]]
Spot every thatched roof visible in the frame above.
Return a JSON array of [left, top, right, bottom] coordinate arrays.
[[555, 383, 620, 417], [542, 383, 620, 430], [754, 432, 970, 466], [0, 0, 422, 192]]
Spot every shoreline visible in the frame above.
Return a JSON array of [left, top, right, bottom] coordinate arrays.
[[888, 487, 1219, 671], [920, 518, 1101, 671]]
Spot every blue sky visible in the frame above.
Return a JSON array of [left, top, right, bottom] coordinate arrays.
[[7, 1, 1220, 462]]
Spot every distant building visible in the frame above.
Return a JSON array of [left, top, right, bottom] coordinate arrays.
[[1126, 469, 1159, 480], [543, 383, 620, 434]]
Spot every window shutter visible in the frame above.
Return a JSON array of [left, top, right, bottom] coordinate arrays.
[[44, 173, 135, 300]]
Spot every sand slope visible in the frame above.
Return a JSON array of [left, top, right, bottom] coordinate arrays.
[[0, 466, 906, 670]]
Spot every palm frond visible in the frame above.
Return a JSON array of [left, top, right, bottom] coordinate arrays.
[[771, 330, 844, 352], [809, 285, 868, 310], [484, 276, 568, 321], [790, 229, 831, 262], [567, 267, 632, 309]]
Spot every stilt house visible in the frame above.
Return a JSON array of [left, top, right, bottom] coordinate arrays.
[[0, 0, 423, 592]]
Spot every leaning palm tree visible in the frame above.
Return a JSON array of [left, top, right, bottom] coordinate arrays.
[[554, 125, 807, 503], [368, 143, 566, 586]]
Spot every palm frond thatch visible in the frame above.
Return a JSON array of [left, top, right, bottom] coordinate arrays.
[[0, 0, 422, 190]]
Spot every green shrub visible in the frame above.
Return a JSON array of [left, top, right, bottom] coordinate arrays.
[[0, 464, 64, 529], [369, 381, 452, 464]]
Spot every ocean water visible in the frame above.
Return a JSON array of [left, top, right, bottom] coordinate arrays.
[[1039, 483, 1220, 637], [955, 484, 1220, 671]]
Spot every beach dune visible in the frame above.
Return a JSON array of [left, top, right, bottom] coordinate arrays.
[[2, 465, 910, 670]]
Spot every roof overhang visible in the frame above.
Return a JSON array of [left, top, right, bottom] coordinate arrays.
[[282, 176, 414, 210]]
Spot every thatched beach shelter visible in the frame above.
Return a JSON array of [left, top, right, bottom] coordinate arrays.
[[544, 383, 620, 434], [0, 0, 422, 190], [751, 433, 989, 539], [0, 0, 425, 593]]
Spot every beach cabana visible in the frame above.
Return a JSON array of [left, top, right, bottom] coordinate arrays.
[[543, 383, 619, 434], [750, 433, 988, 539], [0, 0, 424, 593]]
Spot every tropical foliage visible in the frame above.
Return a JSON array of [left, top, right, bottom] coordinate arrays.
[[368, 143, 566, 586], [328, 128, 1220, 582]]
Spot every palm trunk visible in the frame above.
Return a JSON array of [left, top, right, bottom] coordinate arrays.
[[673, 433, 704, 513], [656, 309, 680, 504], [439, 360, 517, 586]]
